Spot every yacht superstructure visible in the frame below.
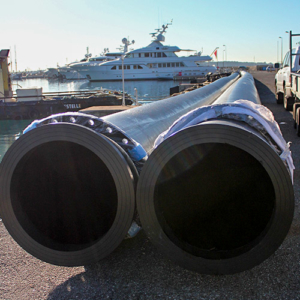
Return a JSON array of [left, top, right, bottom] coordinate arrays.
[[68, 48, 128, 79], [71, 22, 217, 81]]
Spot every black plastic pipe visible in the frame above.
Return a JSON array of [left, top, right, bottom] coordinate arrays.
[[214, 71, 261, 104], [136, 73, 294, 274], [101, 72, 240, 154], [0, 123, 137, 266]]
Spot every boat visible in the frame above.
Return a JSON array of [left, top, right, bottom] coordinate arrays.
[[70, 21, 217, 81], [69, 42, 134, 80], [45, 48, 126, 80]]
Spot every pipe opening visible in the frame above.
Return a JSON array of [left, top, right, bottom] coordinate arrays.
[[154, 143, 275, 259], [11, 141, 118, 252]]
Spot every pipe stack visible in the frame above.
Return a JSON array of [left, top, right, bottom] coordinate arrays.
[[0, 72, 239, 267], [0, 72, 294, 274]]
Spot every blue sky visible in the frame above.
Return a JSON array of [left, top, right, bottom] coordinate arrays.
[[2, 0, 300, 71]]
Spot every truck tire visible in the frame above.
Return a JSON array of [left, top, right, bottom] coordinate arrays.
[[276, 92, 283, 105], [296, 107, 300, 137], [284, 87, 294, 111], [275, 81, 283, 104], [293, 103, 300, 128]]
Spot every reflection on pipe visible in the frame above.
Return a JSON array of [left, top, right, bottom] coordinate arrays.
[[214, 71, 261, 104]]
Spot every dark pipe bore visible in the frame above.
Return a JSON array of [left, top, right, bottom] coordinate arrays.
[[11, 141, 118, 251], [154, 143, 274, 259]]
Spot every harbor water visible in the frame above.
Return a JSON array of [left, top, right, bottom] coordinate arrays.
[[1, 78, 183, 162]]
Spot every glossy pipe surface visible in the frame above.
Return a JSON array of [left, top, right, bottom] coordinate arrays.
[[102, 72, 240, 154], [214, 71, 261, 104]]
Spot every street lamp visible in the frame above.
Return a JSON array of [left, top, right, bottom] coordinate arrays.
[[277, 40, 279, 63], [215, 47, 219, 69], [279, 37, 283, 66], [223, 44, 227, 63]]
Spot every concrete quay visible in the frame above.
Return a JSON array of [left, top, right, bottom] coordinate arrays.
[[0, 71, 300, 299]]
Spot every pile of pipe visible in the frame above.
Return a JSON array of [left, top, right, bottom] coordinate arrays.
[[0, 71, 294, 274]]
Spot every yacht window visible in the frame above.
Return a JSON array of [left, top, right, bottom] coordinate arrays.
[[145, 53, 150, 57], [180, 62, 185, 67], [138, 65, 143, 69], [134, 65, 137, 69], [162, 53, 167, 57], [157, 53, 162, 58], [167, 63, 170, 67], [158, 63, 162, 68], [147, 63, 153, 68], [118, 65, 122, 70], [139, 53, 142, 58], [176, 63, 180, 67], [152, 63, 157, 68], [111, 66, 117, 70], [126, 65, 130, 69], [163, 63, 166, 68], [125, 54, 132, 58], [172, 63, 175, 67]]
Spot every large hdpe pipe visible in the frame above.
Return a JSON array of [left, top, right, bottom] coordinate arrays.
[[214, 70, 261, 104], [136, 72, 294, 274], [0, 73, 240, 267], [0, 123, 137, 266], [101, 72, 240, 154]]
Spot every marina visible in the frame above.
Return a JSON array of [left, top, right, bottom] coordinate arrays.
[[70, 22, 216, 81]]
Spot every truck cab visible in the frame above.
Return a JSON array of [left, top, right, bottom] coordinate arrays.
[[275, 46, 300, 109]]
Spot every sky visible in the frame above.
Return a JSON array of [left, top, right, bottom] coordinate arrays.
[[2, 0, 300, 71]]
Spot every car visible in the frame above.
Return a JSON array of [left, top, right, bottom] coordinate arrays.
[[266, 66, 275, 71]]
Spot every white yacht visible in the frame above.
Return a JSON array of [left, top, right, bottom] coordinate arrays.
[[70, 22, 217, 81], [69, 42, 134, 80]]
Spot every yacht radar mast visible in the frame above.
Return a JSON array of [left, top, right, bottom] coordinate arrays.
[[150, 19, 173, 42], [119, 38, 135, 53]]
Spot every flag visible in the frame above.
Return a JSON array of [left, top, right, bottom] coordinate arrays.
[[214, 49, 218, 59]]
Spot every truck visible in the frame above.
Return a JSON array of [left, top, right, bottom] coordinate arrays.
[[275, 31, 300, 136]]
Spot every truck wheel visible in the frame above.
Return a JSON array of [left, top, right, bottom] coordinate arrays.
[[284, 96, 294, 111], [296, 108, 300, 137], [284, 87, 294, 111], [276, 92, 283, 105], [293, 103, 300, 128]]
